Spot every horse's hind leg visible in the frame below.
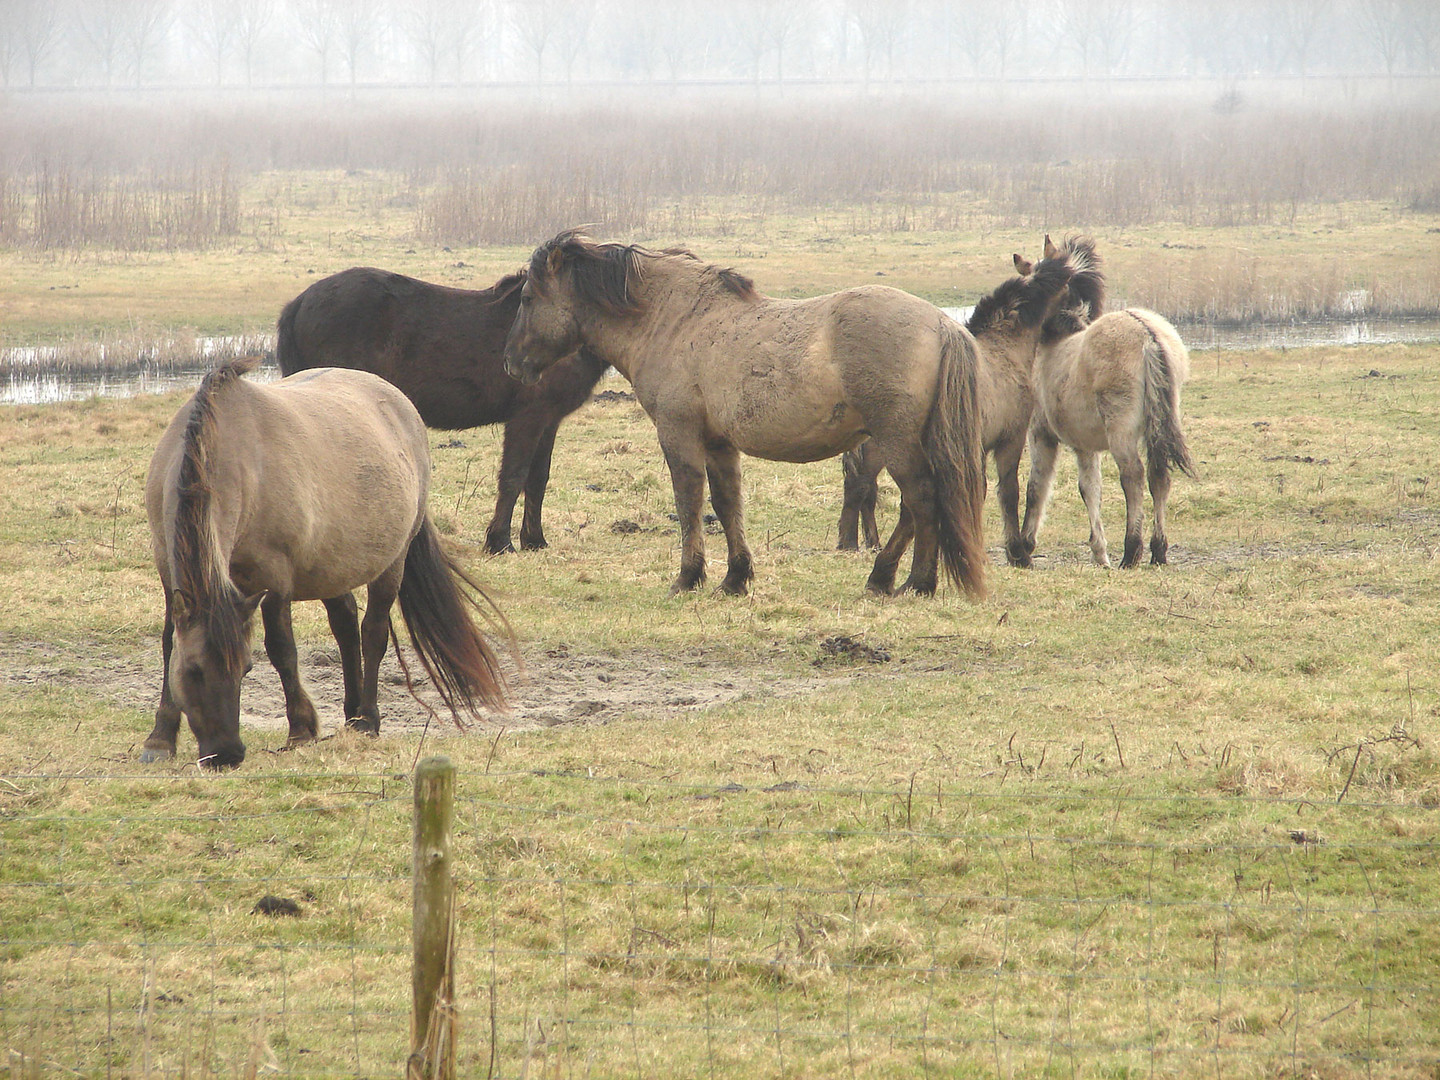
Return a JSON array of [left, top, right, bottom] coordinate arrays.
[[261, 594, 321, 745], [1112, 445, 1147, 569], [706, 440, 754, 596], [1020, 428, 1061, 563], [1076, 450, 1111, 567], [1148, 465, 1173, 565], [885, 462, 940, 596], [141, 604, 183, 762], [349, 562, 403, 734], [866, 503, 914, 595], [322, 592, 363, 722]]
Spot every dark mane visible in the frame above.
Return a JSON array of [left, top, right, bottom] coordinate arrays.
[[967, 244, 1078, 338], [532, 229, 759, 310], [1041, 235, 1106, 345], [489, 270, 527, 302], [530, 229, 644, 315], [171, 357, 260, 676]]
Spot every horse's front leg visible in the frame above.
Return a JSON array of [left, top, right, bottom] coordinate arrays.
[[1113, 446, 1147, 568], [141, 602, 183, 762], [1076, 450, 1111, 567], [705, 440, 753, 596], [261, 594, 320, 746], [349, 562, 403, 734], [659, 427, 709, 594], [1020, 428, 1061, 563], [517, 419, 562, 551], [993, 435, 1029, 567], [322, 592, 363, 722], [838, 445, 882, 551]]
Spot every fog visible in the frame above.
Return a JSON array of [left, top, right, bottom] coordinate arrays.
[[1, 0, 1437, 91]]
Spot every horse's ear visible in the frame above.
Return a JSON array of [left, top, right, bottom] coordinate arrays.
[[545, 243, 567, 280], [237, 592, 264, 623], [1013, 253, 1033, 275], [1043, 235, 1059, 260], [171, 589, 192, 627]]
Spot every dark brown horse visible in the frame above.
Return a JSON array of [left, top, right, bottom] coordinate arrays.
[[503, 230, 987, 600], [837, 239, 1085, 567], [143, 358, 509, 768], [277, 267, 608, 554]]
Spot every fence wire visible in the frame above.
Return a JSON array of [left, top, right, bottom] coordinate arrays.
[[2, 769, 1437, 1077]]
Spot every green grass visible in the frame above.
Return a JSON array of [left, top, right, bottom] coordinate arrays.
[[2, 339, 1440, 1076]]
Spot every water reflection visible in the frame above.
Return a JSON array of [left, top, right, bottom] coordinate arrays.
[[3, 317, 1439, 405]]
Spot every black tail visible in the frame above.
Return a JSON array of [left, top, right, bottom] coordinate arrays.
[[1136, 314, 1197, 482], [275, 294, 306, 376], [397, 517, 511, 724], [924, 322, 987, 600]]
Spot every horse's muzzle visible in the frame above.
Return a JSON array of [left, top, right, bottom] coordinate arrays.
[[504, 353, 541, 386]]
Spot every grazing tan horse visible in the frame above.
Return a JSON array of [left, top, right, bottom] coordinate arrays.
[[503, 230, 987, 599], [143, 358, 509, 768], [837, 237, 1088, 567], [1018, 238, 1196, 568]]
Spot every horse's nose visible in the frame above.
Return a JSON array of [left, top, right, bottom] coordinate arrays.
[[199, 739, 246, 769]]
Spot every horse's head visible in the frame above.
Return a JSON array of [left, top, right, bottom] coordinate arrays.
[[168, 588, 260, 768], [504, 229, 640, 384]]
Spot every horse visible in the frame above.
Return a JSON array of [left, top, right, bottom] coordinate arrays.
[[502, 229, 988, 600], [836, 237, 1089, 567], [142, 357, 509, 768], [277, 266, 609, 555], [1018, 238, 1196, 568]]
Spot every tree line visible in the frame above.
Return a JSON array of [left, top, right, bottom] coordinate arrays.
[[1, 0, 1438, 91]]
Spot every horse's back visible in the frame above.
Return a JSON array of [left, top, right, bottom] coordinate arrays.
[[279, 267, 521, 429], [226, 368, 432, 599]]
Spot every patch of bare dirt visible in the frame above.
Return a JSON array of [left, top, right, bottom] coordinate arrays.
[[0, 637, 851, 746]]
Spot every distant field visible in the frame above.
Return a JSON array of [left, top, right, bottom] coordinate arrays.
[[1, 339, 1438, 1076], [2, 86, 1439, 356]]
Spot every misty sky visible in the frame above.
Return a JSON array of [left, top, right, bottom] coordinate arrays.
[[1, 0, 1437, 91]]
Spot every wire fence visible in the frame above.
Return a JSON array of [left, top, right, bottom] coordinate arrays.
[[2, 768, 1438, 1077]]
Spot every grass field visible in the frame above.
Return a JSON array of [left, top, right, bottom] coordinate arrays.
[[2, 330, 1439, 1076]]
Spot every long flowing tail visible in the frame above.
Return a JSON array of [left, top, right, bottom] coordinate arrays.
[[275, 294, 306, 376], [397, 517, 511, 724], [925, 321, 988, 600], [1135, 311, 1197, 482]]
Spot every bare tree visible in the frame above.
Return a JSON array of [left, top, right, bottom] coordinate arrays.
[[511, 0, 557, 84], [293, 0, 340, 85], [16, 0, 61, 87], [334, 0, 379, 90], [0, 5, 18, 87], [553, 0, 597, 85], [1357, 0, 1407, 78], [406, 0, 450, 84], [1272, 0, 1331, 77], [121, 0, 172, 87], [187, 0, 238, 84], [234, 0, 273, 86], [656, 0, 697, 83], [609, 0, 663, 79], [1408, 0, 1440, 73], [73, 0, 127, 86], [764, 0, 814, 82], [849, 0, 910, 87]]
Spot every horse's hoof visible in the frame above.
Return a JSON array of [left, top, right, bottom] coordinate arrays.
[[837, 540, 858, 552], [484, 534, 516, 555], [285, 731, 318, 748], [717, 579, 750, 597], [345, 716, 380, 736], [520, 536, 549, 551], [139, 746, 174, 763]]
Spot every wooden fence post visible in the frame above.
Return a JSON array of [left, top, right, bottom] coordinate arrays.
[[409, 755, 456, 1080]]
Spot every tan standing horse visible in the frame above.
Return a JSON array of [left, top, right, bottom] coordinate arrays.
[[502, 230, 988, 599], [1018, 238, 1196, 567], [144, 358, 509, 768], [837, 237, 1090, 567]]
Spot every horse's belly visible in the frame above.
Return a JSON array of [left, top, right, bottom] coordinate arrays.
[[715, 370, 867, 463]]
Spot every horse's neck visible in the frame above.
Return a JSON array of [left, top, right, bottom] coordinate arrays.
[[583, 266, 710, 384]]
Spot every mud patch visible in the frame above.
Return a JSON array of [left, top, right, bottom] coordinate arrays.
[[1, 637, 850, 748]]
